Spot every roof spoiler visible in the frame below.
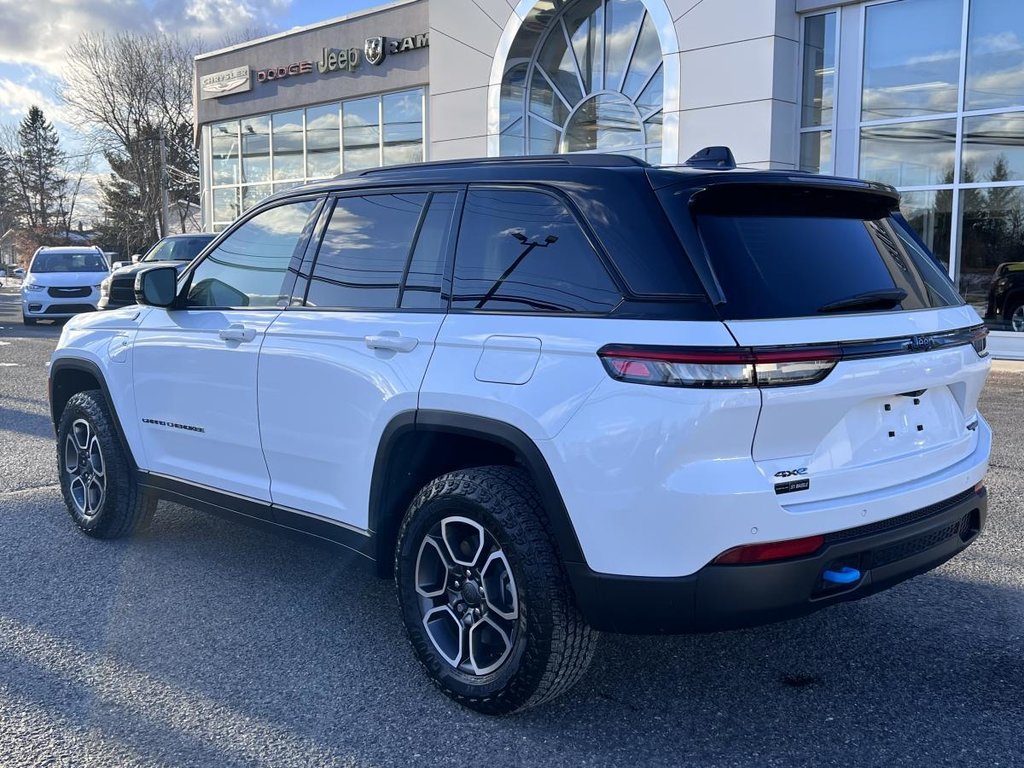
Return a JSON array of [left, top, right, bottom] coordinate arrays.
[[684, 146, 737, 170]]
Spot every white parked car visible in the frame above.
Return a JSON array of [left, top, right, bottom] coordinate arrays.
[[47, 152, 992, 714], [21, 246, 110, 325]]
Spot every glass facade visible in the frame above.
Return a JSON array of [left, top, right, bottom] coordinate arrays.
[[498, 0, 665, 163], [802, 0, 1024, 340], [799, 12, 836, 174], [207, 88, 425, 231]]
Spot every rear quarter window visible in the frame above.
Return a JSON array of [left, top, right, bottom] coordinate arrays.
[[451, 187, 622, 314], [663, 184, 963, 320]]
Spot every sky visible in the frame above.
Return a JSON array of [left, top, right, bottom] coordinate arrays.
[[0, 0, 383, 221]]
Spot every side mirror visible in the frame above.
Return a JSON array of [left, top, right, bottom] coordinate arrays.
[[131, 254, 142, 263], [135, 265, 178, 308]]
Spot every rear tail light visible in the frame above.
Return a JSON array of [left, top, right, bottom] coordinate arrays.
[[597, 345, 840, 388], [713, 534, 825, 565], [970, 327, 989, 357]]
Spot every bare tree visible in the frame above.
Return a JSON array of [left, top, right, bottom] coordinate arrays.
[[60, 32, 200, 240], [61, 26, 273, 239]]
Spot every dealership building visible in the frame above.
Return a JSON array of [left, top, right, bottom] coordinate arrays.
[[194, 0, 1024, 357]]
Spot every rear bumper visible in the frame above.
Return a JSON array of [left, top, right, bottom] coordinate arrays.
[[569, 486, 987, 634]]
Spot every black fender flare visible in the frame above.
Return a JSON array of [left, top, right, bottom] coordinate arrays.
[[49, 357, 139, 471], [368, 410, 586, 567]]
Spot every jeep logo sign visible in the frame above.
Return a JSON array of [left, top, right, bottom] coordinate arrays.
[[263, 32, 429, 84], [318, 47, 361, 74]]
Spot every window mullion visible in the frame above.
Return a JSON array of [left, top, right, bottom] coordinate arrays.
[[561, 17, 586, 97], [619, 10, 646, 94], [949, 0, 971, 284]]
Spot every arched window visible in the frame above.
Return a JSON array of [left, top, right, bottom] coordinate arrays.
[[498, 0, 665, 163]]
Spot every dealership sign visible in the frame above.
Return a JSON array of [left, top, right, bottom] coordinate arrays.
[[254, 33, 429, 85], [199, 66, 251, 100]]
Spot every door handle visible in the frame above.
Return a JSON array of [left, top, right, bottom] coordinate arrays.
[[219, 324, 256, 343], [365, 334, 418, 353]]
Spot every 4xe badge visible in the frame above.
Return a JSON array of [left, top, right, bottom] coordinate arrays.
[[774, 467, 809, 495], [774, 467, 808, 478]]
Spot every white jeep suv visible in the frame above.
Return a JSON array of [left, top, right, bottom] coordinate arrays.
[[48, 153, 991, 714], [22, 246, 110, 324]]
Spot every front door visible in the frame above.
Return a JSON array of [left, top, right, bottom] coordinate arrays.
[[133, 197, 323, 501], [259, 190, 460, 529]]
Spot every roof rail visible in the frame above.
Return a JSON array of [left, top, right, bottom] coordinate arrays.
[[350, 153, 649, 178], [683, 146, 737, 170]]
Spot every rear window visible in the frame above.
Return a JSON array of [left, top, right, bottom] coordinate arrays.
[[144, 236, 214, 262], [667, 185, 963, 320]]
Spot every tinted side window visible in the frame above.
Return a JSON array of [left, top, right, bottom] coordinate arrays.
[[187, 200, 319, 308], [400, 192, 457, 309], [452, 189, 621, 313], [306, 194, 427, 309]]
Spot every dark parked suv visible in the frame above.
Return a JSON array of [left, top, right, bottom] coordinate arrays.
[[98, 233, 215, 310], [984, 261, 1024, 332]]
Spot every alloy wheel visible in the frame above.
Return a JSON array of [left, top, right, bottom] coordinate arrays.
[[1012, 305, 1024, 333], [64, 418, 106, 518], [414, 516, 520, 676]]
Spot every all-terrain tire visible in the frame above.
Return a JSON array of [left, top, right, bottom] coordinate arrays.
[[395, 465, 598, 715], [1003, 299, 1024, 333], [57, 390, 156, 538]]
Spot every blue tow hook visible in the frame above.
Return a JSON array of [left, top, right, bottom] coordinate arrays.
[[822, 566, 861, 585]]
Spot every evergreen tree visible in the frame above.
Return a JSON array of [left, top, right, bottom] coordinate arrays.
[[982, 154, 1024, 267], [0, 148, 21, 235], [14, 106, 69, 233], [95, 146, 160, 258]]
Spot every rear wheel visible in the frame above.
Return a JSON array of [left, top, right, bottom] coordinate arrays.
[[396, 466, 597, 715], [57, 390, 155, 538]]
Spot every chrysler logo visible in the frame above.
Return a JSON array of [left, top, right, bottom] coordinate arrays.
[[365, 36, 386, 66], [199, 66, 252, 100]]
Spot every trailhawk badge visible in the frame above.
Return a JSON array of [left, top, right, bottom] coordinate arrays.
[[365, 36, 386, 66]]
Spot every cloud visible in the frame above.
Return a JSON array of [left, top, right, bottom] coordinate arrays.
[[0, 0, 294, 76], [0, 77, 62, 121]]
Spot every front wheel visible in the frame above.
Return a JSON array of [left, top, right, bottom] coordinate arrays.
[[57, 390, 155, 538], [22, 314, 36, 326], [396, 466, 597, 715], [1007, 301, 1024, 333]]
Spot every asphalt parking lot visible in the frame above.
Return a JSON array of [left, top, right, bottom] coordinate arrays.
[[1, 289, 1022, 768]]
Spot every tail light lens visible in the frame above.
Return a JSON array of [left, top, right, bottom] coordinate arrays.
[[713, 534, 825, 564], [970, 327, 989, 357], [597, 345, 840, 388]]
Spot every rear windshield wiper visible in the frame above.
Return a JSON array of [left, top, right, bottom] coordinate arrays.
[[817, 288, 907, 314]]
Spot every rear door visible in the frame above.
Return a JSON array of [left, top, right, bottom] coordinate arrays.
[[420, 185, 631, 438], [258, 188, 459, 529], [661, 182, 990, 503]]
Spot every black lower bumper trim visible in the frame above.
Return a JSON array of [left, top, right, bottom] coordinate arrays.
[[568, 487, 987, 634]]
